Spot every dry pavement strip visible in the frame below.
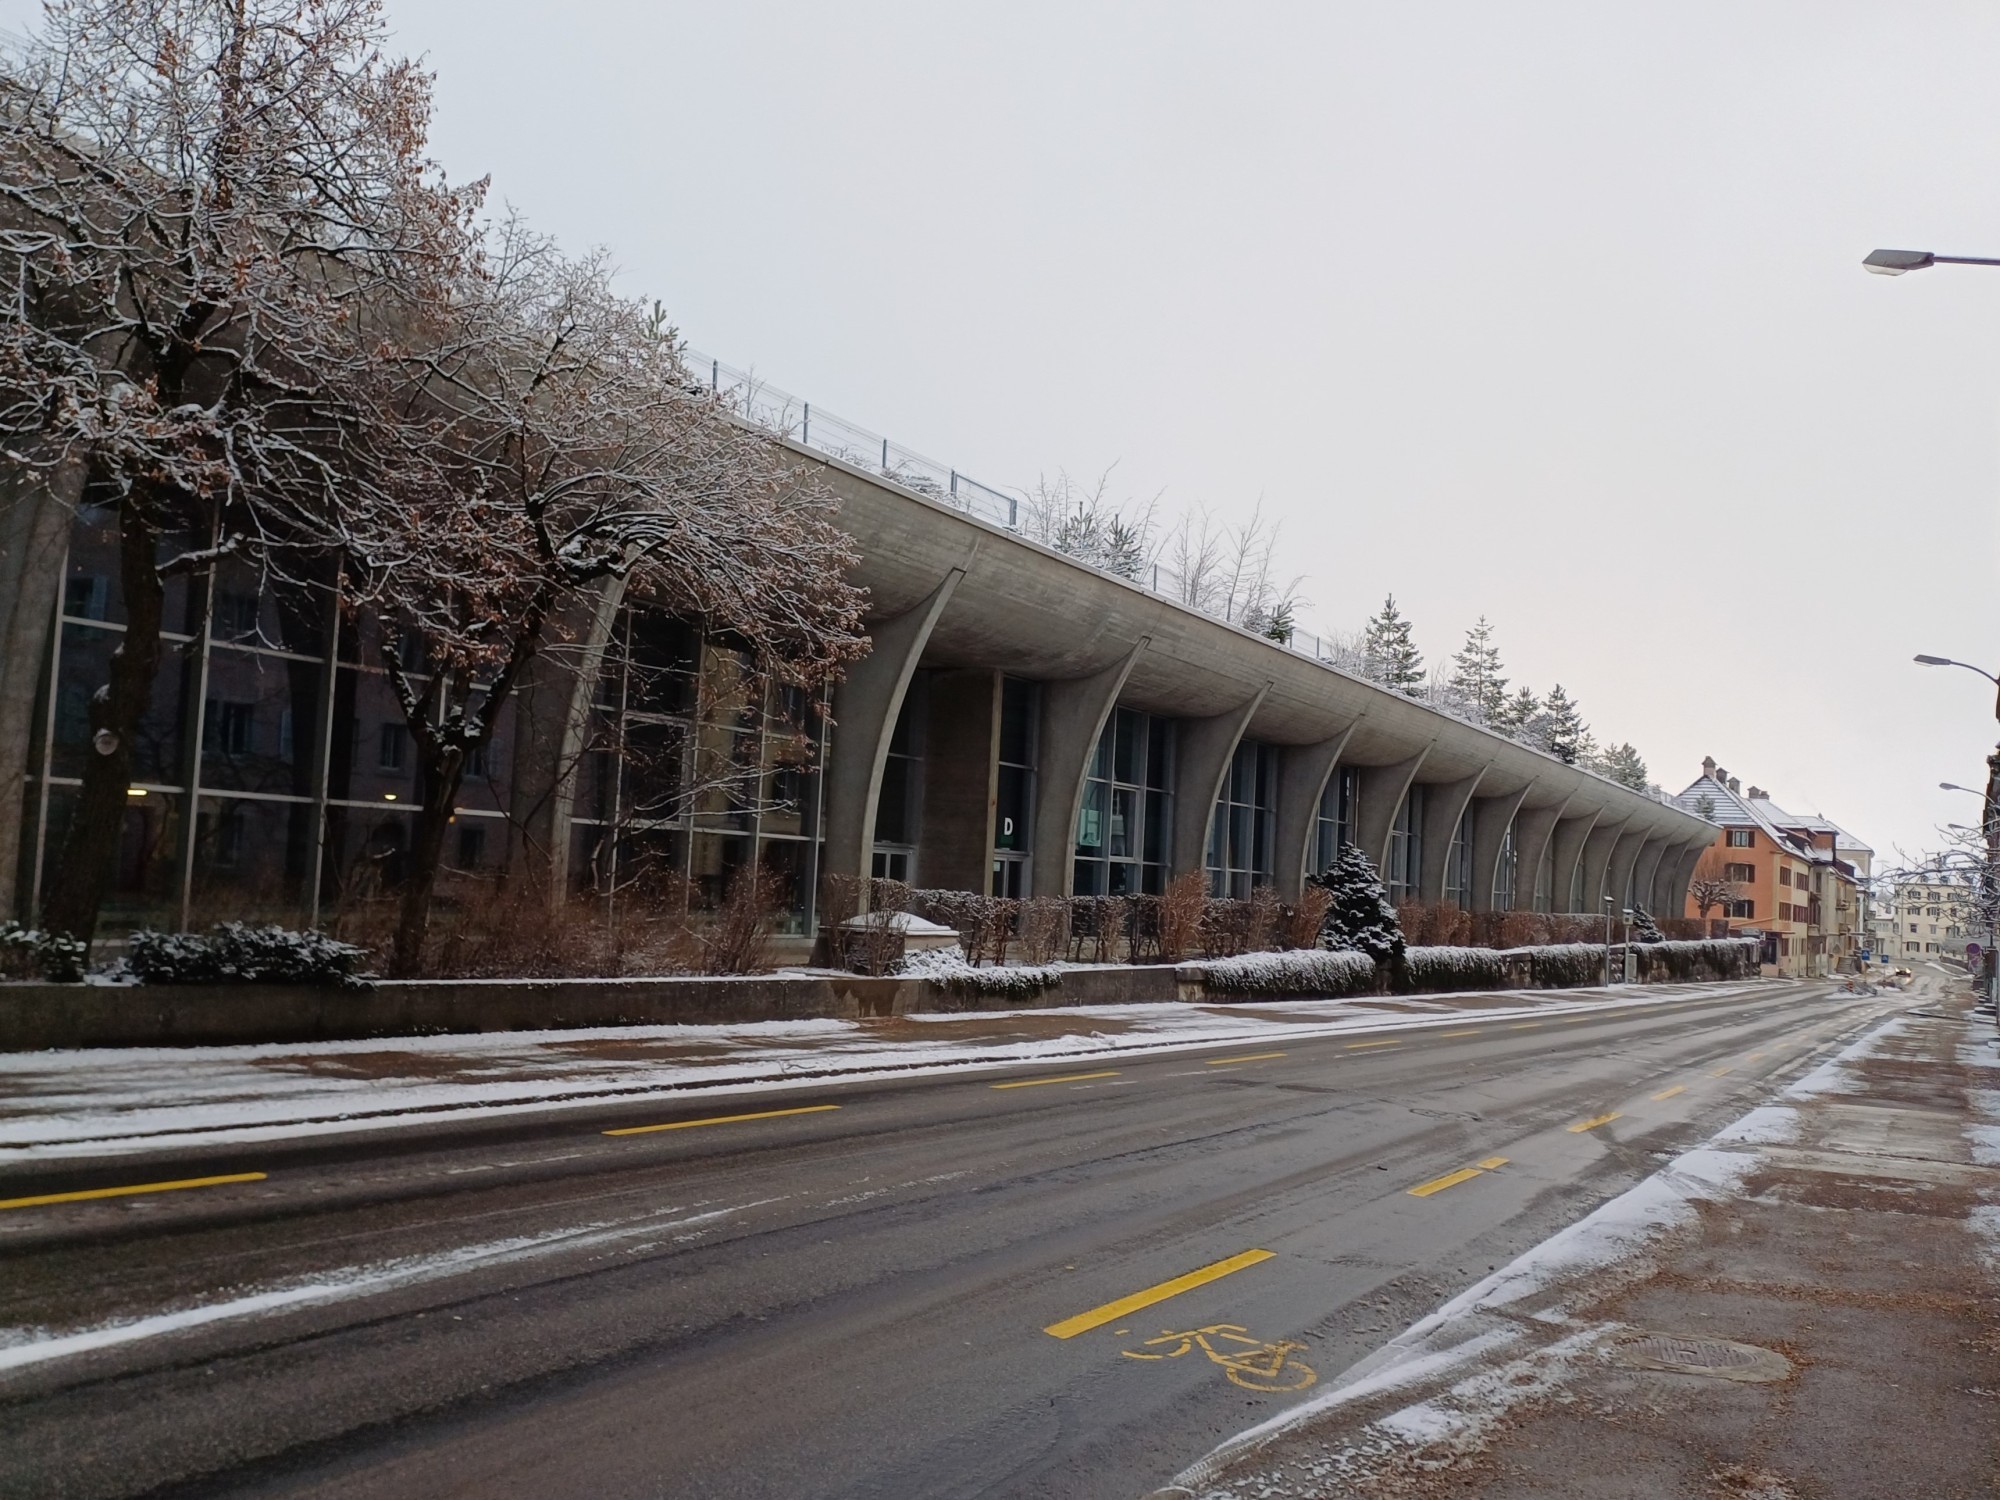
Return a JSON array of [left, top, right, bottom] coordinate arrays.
[[0, 980, 1896, 1500]]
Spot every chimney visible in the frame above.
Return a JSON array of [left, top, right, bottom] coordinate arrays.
[[1747, 786, 1765, 800], [1727, 776, 1741, 794], [1702, 756, 1716, 779]]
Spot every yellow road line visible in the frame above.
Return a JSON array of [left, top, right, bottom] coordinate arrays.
[[1567, 1112, 1623, 1133], [1438, 1029, 1483, 1038], [1345, 1039, 1401, 1050], [991, 1070, 1120, 1090], [1509, 1022, 1543, 1030], [1651, 1085, 1687, 1101], [1204, 1052, 1288, 1066], [1562, 1016, 1594, 1023], [1043, 1248, 1275, 1339], [1747, 1052, 1765, 1061], [603, 1104, 841, 1136], [1475, 1155, 1510, 1170], [0, 1172, 266, 1211], [1409, 1167, 1485, 1198], [1711, 1066, 1734, 1076]]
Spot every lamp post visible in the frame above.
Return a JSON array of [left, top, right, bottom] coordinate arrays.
[[1864, 249, 2000, 275], [1602, 894, 1616, 986], [1915, 655, 2000, 1006]]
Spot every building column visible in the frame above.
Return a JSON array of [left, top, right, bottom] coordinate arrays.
[[521, 576, 629, 904], [1609, 831, 1654, 914], [822, 569, 964, 903], [0, 449, 86, 919], [1508, 792, 1571, 912], [1355, 745, 1430, 875], [1170, 682, 1271, 884], [1664, 838, 1711, 920], [1468, 783, 1534, 912], [1577, 815, 1627, 914], [919, 669, 1001, 895], [1270, 719, 1362, 898], [1549, 810, 1600, 912], [1030, 639, 1148, 897], [1632, 835, 1670, 917], [1419, 767, 1487, 903]]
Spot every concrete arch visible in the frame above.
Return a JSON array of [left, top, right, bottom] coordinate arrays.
[[523, 574, 629, 904], [1030, 638, 1149, 897], [822, 569, 966, 901], [1420, 767, 1488, 904], [1171, 682, 1272, 883], [1356, 745, 1430, 876], [1509, 792, 1573, 913], [1632, 836, 1670, 917], [1271, 718, 1362, 899], [1604, 823, 1648, 915], [1469, 782, 1536, 912], [1549, 809, 1601, 913], [1577, 816, 1629, 914]]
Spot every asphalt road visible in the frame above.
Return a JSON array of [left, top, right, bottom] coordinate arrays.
[[0, 981, 1899, 1500]]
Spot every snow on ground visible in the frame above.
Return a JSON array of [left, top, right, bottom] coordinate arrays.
[[0, 983, 1758, 1161]]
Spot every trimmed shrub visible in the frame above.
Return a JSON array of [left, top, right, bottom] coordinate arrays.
[[127, 924, 371, 986], [897, 945, 1064, 998], [1198, 947, 1379, 998], [0, 922, 88, 983], [1402, 945, 1512, 993], [1526, 943, 1605, 989], [1631, 937, 1758, 983]]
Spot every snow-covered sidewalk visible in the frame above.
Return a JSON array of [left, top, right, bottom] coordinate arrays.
[[1150, 981, 1999, 1500], [0, 982, 1760, 1161]]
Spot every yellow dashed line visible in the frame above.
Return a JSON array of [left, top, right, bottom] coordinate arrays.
[[0, 1172, 267, 1211], [1345, 1039, 1401, 1051], [1204, 1052, 1287, 1066], [991, 1070, 1121, 1090], [1475, 1156, 1510, 1170], [1651, 1085, 1686, 1101], [1409, 1167, 1484, 1198], [1567, 1112, 1623, 1133], [605, 1104, 841, 1136]]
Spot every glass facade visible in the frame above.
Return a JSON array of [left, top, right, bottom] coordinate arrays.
[[1492, 817, 1517, 911], [991, 677, 1037, 898], [1073, 708, 1173, 896], [1385, 784, 1426, 903], [1206, 741, 1277, 898], [1535, 839, 1554, 912], [17, 503, 827, 934], [1312, 766, 1359, 877], [870, 674, 925, 884], [1444, 806, 1474, 906]]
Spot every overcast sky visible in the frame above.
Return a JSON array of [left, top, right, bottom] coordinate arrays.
[[24, 0, 2000, 866]]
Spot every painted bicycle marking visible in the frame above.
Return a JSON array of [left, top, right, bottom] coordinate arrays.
[[1120, 1323, 1317, 1392]]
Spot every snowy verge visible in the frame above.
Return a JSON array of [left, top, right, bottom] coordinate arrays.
[[1151, 1006, 1912, 1498]]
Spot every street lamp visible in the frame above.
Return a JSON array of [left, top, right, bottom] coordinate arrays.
[[1942, 783, 1984, 796], [1864, 248, 2000, 276], [1913, 654, 2000, 1006]]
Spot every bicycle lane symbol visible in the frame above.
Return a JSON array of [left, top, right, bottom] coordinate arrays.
[[1119, 1323, 1317, 1392]]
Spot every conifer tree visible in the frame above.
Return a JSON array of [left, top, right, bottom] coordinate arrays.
[[1308, 844, 1406, 966], [1494, 685, 1540, 737], [1448, 616, 1508, 721], [1538, 684, 1591, 765], [1597, 741, 1650, 792], [1362, 594, 1425, 697]]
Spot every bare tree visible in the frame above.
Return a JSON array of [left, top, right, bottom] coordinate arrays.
[[1, 0, 476, 941], [348, 222, 866, 975], [1688, 876, 1740, 920]]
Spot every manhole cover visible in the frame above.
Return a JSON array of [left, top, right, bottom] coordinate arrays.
[[1610, 1333, 1792, 1383]]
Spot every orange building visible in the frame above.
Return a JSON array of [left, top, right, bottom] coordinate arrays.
[[1674, 759, 1867, 977]]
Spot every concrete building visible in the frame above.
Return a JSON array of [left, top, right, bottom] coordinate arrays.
[[1674, 760, 1870, 976], [1871, 876, 1976, 965], [1, 371, 1717, 942]]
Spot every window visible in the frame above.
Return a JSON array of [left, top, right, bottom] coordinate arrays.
[[1386, 785, 1426, 904], [1074, 709, 1173, 896], [1728, 899, 1755, 919], [992, 678, 1038, 898], [1489, 816, 1519, 911], [205, 701, 255, 757], [1206, 741, 1277, 898], [64, 574, 109, 621], [1778, 868, 1791, 887], [1313, 766, 1359, 877], [872, 679, 925, 881], [1724, 862, 1754, 883], [457, 824, 487, 868], [378, 723, 406, 771], [1726, 828, 1754, 847], [1443, 807, 1473, 906], [1779, 902, 1792, 922], [216, 591, 261, 641]]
